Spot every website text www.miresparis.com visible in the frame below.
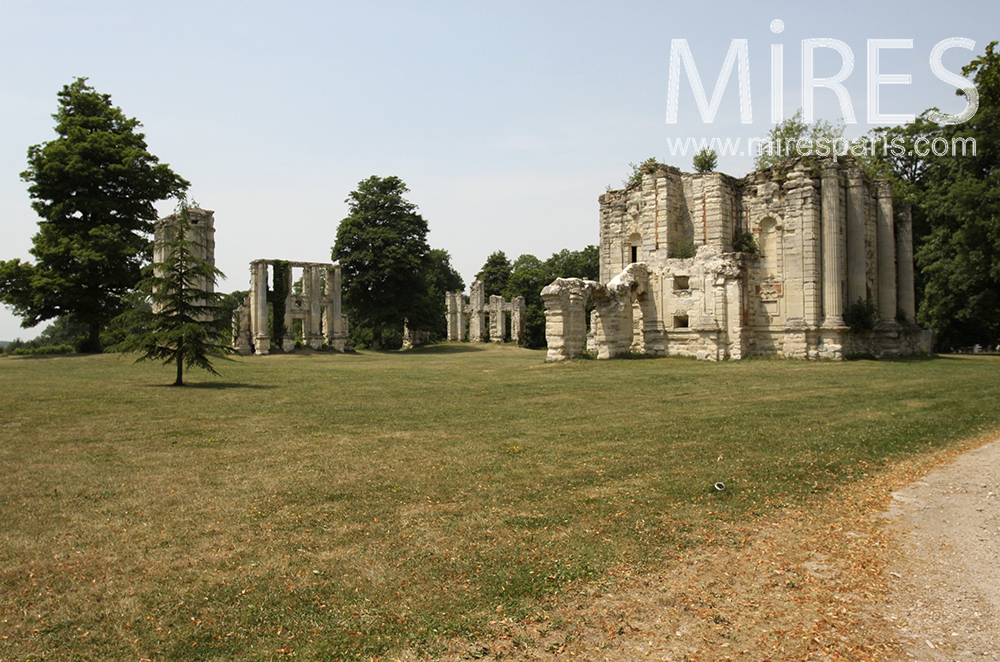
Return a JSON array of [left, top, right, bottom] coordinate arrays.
[[666, 135, 977, 161]]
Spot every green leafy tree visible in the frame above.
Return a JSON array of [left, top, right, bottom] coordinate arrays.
[[32, 315, 88, 350], [118, 201, 230, 386], [692, 148, 718, 173], [504, 246, 600, 348], [333, 176, 432, 350], [754, 109, 844, 170], [0, 78, 188, 352], [503, 254, 550, 348], [475, 251, 512, 297], [863, 42, 1000, 349], [545, 245, 599, 281]]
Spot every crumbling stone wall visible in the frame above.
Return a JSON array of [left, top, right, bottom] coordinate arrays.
[[547, 156, 919, 361], [233, 260, 348, 355], [541, 278, 596, 361], [445, 280, 525, 344]]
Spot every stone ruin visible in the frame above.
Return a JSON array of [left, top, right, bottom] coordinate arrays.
[[153, 206, 216, 315], [153, 208, 350, 356], [445, 280, 526, 344], [232, 259, 349, 355], [543, 156, 930, 361]]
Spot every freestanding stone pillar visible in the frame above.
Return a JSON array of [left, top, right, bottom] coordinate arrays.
[[304, 265, 323, 348], [489, 295, 505, 343], [445, 292, 462, 341], [821, 166, 845, 328], [541, 279, 595, 361], [280, 266, 295, 352], [469, 281, 486, 342], [511, 296, 526, 344], [846, 168, 867, 306], [875, 181, 897, 325], [896, 204, 916, 323], [251, 260, 270, 354], [324, 264, 347, 351]]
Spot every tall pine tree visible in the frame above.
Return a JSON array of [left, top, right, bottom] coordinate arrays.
[[120, 201, 230, 386]]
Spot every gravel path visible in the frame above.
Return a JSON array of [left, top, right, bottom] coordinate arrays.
[[883, 439, 1000, 661]]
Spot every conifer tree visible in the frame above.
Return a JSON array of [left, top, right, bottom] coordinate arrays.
[[121, 201, 229, 385]]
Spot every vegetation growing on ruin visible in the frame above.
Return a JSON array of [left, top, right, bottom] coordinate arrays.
[[623, 157, 662, 188], [843, 296, 878, 334], [267, 259, 291, 345], [692, 147, 718, 173], [732, 227, 759, 254], [671, 236, 698, 259], [2, 347, 999, 660]]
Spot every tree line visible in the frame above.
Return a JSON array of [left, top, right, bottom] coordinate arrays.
[[3, 42, 999, 368]]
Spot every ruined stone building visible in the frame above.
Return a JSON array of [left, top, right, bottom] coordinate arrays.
[[445, 280, 526, 344], [232, 260, 349, 355], [153, 208, 349, 356], [543, 156, 927, 361], [152, 206, 217, 311]]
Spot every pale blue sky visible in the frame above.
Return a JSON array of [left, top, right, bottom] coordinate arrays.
[[1, 0, 996, 341]]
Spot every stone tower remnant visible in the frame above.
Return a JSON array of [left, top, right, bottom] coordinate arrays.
[[152, 206, 217, 313]]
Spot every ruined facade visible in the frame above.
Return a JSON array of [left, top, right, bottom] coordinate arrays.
[[232, 260, 349, 355], [445, 280, 526, 344], [544, 157, 927, 361]]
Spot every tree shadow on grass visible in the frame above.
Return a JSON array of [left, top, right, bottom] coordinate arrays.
[[399, 343, 490, 355], [145, 382, 278, 390], [2, 352, 98, 360]]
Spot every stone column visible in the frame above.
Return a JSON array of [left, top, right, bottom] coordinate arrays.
[[896, 204, 916, 323], [846, 169, 867, 307], [252, 260, 270, 355], [306, 265, 323, 348], [875, 181, 898, 325], [820, 166, 845, 328], [455, 293, 466, 342], [542, 279, 592, 361], [591, 285, 633, 359], [445, 292, 458, 341], [469, 281, 486, 342], [489, 295, 505, 343], [511, 296, 526, 344], [281, 266, 295, 352], [323, 264, 346, 351]]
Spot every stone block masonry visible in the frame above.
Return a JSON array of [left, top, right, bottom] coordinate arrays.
[[232, 259, 348, 355], [445, 280, 525, 345], [546, 155, 923, 361]]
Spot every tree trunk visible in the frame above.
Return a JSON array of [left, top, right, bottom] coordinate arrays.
[[174, 357, 184, 386], [372, 328, 382, 351], [82, 322, 102, 353]]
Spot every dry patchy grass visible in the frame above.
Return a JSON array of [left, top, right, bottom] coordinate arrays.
[[1, 347, 998, 661]]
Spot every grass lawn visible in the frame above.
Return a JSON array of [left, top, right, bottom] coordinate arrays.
[[1, 345, 999, 661]]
